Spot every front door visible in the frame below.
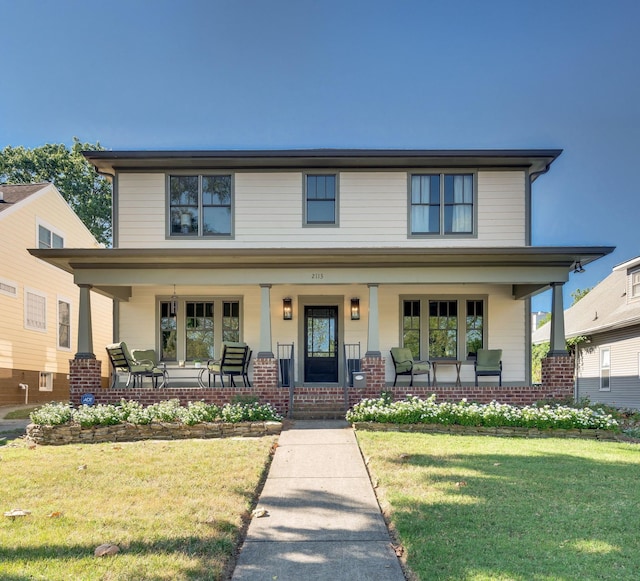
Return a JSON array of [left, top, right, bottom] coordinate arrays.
[[304, 306, 339, 383]]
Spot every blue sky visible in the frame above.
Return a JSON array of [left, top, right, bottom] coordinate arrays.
[[1, 0, 638, 312]]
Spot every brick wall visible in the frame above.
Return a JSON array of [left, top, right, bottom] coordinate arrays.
[[69, 354, 576, 415]]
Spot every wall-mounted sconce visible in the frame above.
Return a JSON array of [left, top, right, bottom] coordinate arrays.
[[350, 298, 360, 320], [283, 297, 293, 320]]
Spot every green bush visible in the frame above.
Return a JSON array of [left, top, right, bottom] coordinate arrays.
[[346, 394, 619, 431], [31, 399, 282, 427]]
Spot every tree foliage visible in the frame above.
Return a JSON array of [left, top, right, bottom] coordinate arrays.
[[0, 138, 111, 245]]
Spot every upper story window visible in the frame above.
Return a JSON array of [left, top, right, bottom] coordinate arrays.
[[0, 278, 17, 298], [410, 173, 474, 236], [169, 175, 233, 237], [305, 174, 337, 225], [631, 271, 640, 298], [38, 224, 64, 248]]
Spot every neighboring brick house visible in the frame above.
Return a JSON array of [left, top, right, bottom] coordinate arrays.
[[31, 149, 613, 415], [0, 183, 112, 405]]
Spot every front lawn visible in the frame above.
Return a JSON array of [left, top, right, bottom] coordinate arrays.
[[1, 435, 276, 580], [357, 431, 640, 581]]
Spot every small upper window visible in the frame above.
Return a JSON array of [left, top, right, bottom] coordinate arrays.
[[411, 173, 474, 236], [305, 174, 337, 225], [38, 225, 64, 248], [0, 278, 17, 298], [631, 271, 640, 298], [169, 175, 232, 237]]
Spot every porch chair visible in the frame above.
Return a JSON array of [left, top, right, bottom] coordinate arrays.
[[474, 348, 503, 386], [105, 342, 166, 388], [203, 342, 251, 387], [390, 347, 431, 387]]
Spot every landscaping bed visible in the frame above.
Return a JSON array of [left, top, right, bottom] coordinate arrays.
[[26, 399, 283, 445]]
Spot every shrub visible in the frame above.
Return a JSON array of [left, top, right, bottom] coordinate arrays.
[[346, 395, 619, 431], [30, 399, 282, 427]]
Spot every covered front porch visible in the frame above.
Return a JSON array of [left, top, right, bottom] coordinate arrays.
[[32, 245, 613, 416]]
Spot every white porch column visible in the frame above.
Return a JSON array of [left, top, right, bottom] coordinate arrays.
[[366, 283, 381, 357], [258, 284, 274, 358], [75, 283, 95, 359], [549, 282, 568, 356]]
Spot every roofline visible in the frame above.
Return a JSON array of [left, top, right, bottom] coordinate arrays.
[[83, 148, 563, 175]]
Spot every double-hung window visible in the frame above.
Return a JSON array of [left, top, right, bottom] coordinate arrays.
[[631, 271, 640, 299], [169, 175, 233, 237], [159, 298, 240, 362], [401, 298, 485, 360], [38, 224, 64, 248], [25, 288, 47, 332], [410, 173, 474, 236], [305, 174, 337, 225]]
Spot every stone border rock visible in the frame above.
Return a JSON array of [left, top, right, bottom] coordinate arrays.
[[352, 422, 622, 440], [26, 421, 282, 445]]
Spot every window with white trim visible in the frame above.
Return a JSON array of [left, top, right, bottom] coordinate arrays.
[[0, 278, 17, 298], [410, 173, 474, 236], [631, 271, 640, 298], [38, 224, 64, 248], [169, 174, 233, 237], [401, 297, 485, 360], [39, 372, 54, 392], [25, 289, 47, 331], [58, 299, 71, 349], [600, 347, 611, 391], [159, 298, 240, 362]]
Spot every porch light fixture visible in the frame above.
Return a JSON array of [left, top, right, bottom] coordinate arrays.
[[350, 298, 360, 320], [170, 285, 178, 315], [283, 297, 293, 320], [573, 260, 585, 274]]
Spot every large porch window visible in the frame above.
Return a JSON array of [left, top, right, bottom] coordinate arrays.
[[159, 298, 240, 362], [401, 297, 485, 360]]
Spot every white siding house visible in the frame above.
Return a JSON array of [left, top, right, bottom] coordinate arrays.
[[0, 183, 113, 405], [31, 149, 612, 401]]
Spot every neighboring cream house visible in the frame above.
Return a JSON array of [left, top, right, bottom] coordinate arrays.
[[0, 183, 112, 405], [534, 256, 640, 409], [31, 149, 614, 411]]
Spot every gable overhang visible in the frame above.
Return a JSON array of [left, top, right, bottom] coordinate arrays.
[[29, 246, 614, 301], [83, 148, 562, 179]]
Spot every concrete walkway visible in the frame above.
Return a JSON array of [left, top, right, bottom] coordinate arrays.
[[232, 420, 405, 580]]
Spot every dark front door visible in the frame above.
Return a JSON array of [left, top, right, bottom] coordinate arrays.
[[304, 306, 339, 383]]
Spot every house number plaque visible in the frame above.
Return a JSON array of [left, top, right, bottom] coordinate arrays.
[[311, 273, 325, 280]]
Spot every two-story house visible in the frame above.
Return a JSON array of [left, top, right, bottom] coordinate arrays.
[[31, 149, 613, 415], [0, 183, 113, 405]]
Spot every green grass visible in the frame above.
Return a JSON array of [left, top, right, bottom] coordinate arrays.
[[3, 406, 39, 419], [356, 431, 640, 581], [0, 435, 276, 580]]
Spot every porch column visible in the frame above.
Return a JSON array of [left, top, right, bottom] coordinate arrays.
[[257, 284, 274, 358], [549, 282, 568, 356], [75, 284, 95, 359], [365, 283, 381, 357]]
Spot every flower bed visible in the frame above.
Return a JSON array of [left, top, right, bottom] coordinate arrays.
[[346, 395, 619, 432], [27, 399, 283, 445]]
